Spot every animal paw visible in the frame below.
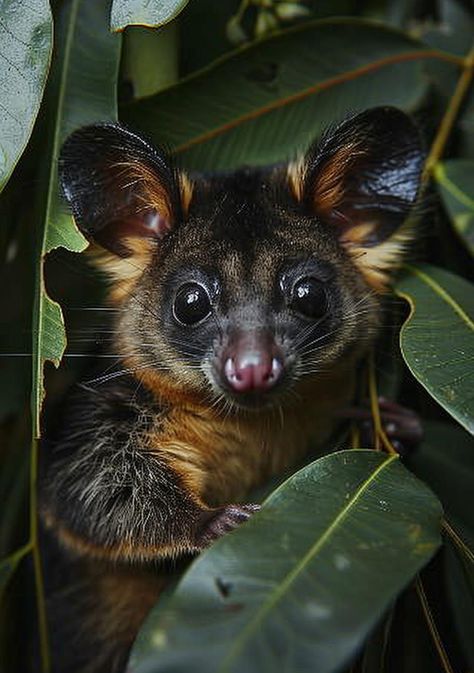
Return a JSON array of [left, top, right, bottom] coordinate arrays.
[[195, 503, 260, 549], [339, 397, 423, 455]]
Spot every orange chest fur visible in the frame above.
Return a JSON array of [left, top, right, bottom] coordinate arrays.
[[146, 367, 356, 506]]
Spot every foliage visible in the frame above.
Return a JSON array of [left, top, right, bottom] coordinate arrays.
[[0, 1, 472, 672]]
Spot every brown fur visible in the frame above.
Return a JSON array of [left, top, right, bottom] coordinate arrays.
[[142, 355, 358, 507], [89, 238, 157, 303], [179, 172, 194, 215], [311, 141, 365, 215], [45, 109, 423, 672], [111, 159, 173, 222]]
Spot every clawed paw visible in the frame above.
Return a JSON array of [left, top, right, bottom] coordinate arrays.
[[338, 397, 423, 455], [195, 503, 260, 549]]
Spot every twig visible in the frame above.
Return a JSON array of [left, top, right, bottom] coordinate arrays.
[[415, 577, 456, 673]]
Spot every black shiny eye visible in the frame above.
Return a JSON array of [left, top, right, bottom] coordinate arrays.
[[173, 283, 212, 325], [290, 277, 328, 320]]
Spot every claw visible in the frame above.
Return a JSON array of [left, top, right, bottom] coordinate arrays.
[[195, 503, 260, 549]]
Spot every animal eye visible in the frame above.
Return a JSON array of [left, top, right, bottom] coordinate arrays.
[[290, 277, 328, 320], [173, 283, 212, 326]]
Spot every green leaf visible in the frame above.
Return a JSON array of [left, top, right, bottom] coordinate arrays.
[[0, 0, 52, 192], [31, 0, 121, 435], [131, 450, 442, 673], [110, 0, 190, 31], [408, 420, 474, 538], [122, 23, 179, 98], [396, 264, 474, 435], [435, 160, 474, 255], [121, 19, 439, 170]]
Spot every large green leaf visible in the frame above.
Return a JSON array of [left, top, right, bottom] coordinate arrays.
[[131, 450, 441, 673], [31, 0, 121, 436], [435, 160, 474, 255], [396, 264, 474, 435], [0, 0, 52, 193], [121, 19, 443, 170], [110, 0, 190, 31]]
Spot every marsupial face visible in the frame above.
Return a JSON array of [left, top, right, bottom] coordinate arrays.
[[59, 106, 423, 411]]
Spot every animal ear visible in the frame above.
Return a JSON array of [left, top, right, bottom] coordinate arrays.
[[59, 123, 190, 258], [289, 107, 424, 290]]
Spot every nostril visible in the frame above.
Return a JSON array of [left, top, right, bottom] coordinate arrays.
[[269, 358, 282, 382], [224, 355, 283, 393], [253, 358, 282, 389]]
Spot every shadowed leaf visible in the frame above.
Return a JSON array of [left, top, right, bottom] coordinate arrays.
[[121, 19, 442, 170], [131, 450, 442, 673], [435, 160, 474, 255], [396, 264, 474, 435], [31, 0, 121, 435]]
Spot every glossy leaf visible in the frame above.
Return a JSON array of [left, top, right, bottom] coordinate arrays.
[[121, 19, 441, 170], [0, 0, 52, 192], [130, 450, 442, 673], [31, 0, 121, 435], [396, 264, 474, 435], [435, 160, 474, 255], [110, 0, 189, 31]]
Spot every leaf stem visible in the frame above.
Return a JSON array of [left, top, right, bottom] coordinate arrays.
[[415, 577, 455, 673], [30, 437, 51, 673], [368, 355, 397, 455], [423, 44, 474, 180], [442, 518, 474, 564]]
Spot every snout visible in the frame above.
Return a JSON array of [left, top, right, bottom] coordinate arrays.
[[219, 331, 284, 395]]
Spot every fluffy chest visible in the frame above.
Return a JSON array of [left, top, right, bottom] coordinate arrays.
[[148, 367, 356, 506]]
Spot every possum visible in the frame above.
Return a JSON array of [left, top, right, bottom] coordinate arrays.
[[39, 106, 424, 673]]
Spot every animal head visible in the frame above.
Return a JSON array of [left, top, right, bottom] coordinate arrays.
[[59, 107, 424, 411]]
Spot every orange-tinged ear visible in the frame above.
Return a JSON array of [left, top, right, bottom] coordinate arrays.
[[292, 107, 424, 290], [59, 123, 193, 259]]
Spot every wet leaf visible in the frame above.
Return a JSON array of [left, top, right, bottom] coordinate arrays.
[[131, 450, 442, 673]]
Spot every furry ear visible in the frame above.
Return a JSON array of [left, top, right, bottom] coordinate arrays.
[[59, 123, 190, 258], [289, 107, 424, 290]]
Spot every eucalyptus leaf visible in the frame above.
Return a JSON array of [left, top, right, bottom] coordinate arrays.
[[110, 0, 189, 31], [0, 0, 52, 192], [31, 0, 121, 435], [131, 450, 442, 673], [121, 19, 437, 170], [408, 420, 474, 540], [396, 264, 474, 435], [435, 160, 474, 255]]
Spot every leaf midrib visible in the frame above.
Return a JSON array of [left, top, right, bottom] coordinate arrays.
[[173, 50, 444, 155], [32, 0, 80, 437], [220, 453, 398, 673]]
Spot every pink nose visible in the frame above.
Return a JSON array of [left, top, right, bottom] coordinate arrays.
[[224, 353, 283, 393]]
